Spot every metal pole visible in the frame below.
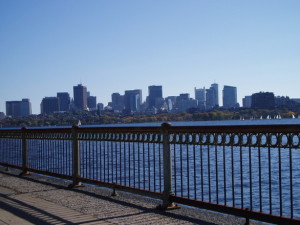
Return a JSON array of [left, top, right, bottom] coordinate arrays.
[[158, 122, 179, 210], [20, 126, 30, 176], [69, 125, 84, 188]]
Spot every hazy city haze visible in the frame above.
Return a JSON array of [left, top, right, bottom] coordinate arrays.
[[1, 0, 300, 114]]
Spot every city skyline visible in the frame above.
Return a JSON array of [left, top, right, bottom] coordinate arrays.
[[1, 1, 300, 114]]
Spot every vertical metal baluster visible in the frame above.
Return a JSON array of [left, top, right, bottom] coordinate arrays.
[[104, 140, 106, 182], [278, 146, 282, 216], [95, 140, 98, 180], [180, 142, 183, 197], [92, 140, 95, 180], [249, 145, 253, 211], [208, 144, 211, 203], [100, 140, 102, 181], [129, 141, 131, 187], [258, 146, 262, 212], [174, 142, 177, 196], [119, 141, 122, 184], [200, 144, 204, 201], [134, 141, 136, 188], [289, 145, 293, 218], [223, 144, 226, 205], [108, 139, 110, 182], [143, 141, 145, 189], [268, 145, 272, 214], [111, 139, 114, 183], [153, 142, 156, 192], [231, 145, 235, 207], [138, 141, 140, 189], [47, 138, 50, 172], [159, 142, 162, 193], [187, 143, 190, 198], [215, 144, 219, 204], [193, 144, 196, 199], [124, 140, 126, 186], [115, 140, 118, 184], [148, 141, 150, 190], [240, 145, 243, 209]]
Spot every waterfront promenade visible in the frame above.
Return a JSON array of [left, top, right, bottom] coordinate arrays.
[[0, 167, 262, 225]]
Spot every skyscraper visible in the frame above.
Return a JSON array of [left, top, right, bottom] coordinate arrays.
[[111, 93, 125, 111], [222, 85, 237, 109], [57, 92, 70, 112], [87, 96, 97, 110], [195, 87, 206, 110], [6, 99, 32, 117], [73, 84, 87, 110], [41, 97, 59, 114], [124, 89, 142, 112], [206, 83, 219, 109], [242, 96, 252, 108], [148, 85, 163, 108]]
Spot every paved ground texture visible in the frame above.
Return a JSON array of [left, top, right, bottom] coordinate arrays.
[[0, 167, 264, 225]]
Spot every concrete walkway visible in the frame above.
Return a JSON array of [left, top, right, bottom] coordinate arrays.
[[0, 167, 260, 225]]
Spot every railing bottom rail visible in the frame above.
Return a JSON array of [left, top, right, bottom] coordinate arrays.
[[170, 195, 300, 225]]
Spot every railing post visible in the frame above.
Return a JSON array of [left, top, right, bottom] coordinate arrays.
[[158, 122, 179, 210], [69, 125, 84, 188], [20, 127, 30, 176]]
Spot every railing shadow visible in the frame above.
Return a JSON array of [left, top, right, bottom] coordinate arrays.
[[0, 169, 216, 225]]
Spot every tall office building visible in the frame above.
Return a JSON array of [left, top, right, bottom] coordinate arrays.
[[222, 85, 237, 109], [6, 99, 32, 117], [111, 93, 125, 111], [57, 92, 70, 112], [242, 96, 252, 108], [206, 83, 219, 109], [124, 89, 142, 112], [195, 87, 206, 110], [87, 96, 97, 110], [41, 97, 59, 114], [148, 85, 163, 108], [73, 84, 87, 110]]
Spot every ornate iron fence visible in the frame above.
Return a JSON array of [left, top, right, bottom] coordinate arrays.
[[0, 123, 299, 224]]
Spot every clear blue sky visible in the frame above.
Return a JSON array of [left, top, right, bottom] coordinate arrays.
[[1, 0, 300, 114]]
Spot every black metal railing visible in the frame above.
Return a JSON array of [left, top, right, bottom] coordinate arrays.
[[0, 123, 299, 224]]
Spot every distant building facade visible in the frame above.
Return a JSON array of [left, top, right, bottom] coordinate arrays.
[[124, 89, 142, 112], [242, 96, 252, 108], [251, 92, 275, 109], [57, 92, 70, 112], [222, 85, 237, 109], [176, 94, 198, 112], [111, 93, 125, 112], [41, 97, 59, 114], [195, 87, 206, 110], [6, 99, 32, 117], [206, 83, 219, 109], [73, 84, 87, 110], [148, 85, 163, 108], [87, 96, 97, 111], [0, 112, 5, 120]]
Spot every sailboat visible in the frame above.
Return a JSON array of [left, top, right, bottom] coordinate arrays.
[[292, 114, 295, 119], [77, 120, 82, 126]]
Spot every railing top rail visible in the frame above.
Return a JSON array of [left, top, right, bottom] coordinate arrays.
[[1, 123, 300, 134], [166, 124, 300, 133]]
